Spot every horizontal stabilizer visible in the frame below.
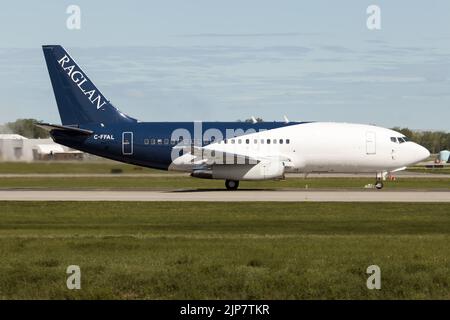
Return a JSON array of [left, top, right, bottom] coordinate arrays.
[[35, 123, 93, 135]]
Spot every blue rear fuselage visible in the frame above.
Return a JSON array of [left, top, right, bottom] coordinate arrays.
[[51, 121, 301, 170], [41, 45, 305, 171]]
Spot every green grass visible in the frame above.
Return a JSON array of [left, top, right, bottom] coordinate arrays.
[[0, 176, 449, 190], [2, 161, 450, 177], [407, 167, 450, 174], [2, 161, 449, 175], [0, 161, 167, 174], [0, 201, 449, 299]]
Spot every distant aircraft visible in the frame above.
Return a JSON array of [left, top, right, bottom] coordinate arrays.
[[38, 45, 430, 190]]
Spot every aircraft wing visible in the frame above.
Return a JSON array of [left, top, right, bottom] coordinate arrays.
[[173, 145, 292, 166]]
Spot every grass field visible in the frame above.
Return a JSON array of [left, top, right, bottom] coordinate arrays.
[[0, 176, 449, 190], [407, 167, 450, 174], [1, 161, 449, 191], [0, 161, 166, 174], [0, 201, 449, 299], [1, 161, 450, 175]]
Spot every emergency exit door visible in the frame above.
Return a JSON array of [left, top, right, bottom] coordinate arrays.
[[122, 132, 133, 155]]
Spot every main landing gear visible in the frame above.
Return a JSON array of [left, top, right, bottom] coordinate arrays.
[[375, 172, 385, 190], [225, 179, 239, 190]]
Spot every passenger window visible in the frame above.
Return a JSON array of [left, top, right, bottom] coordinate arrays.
[[150, 139, 156, 145], [231, 139, 235, 144], [279, 139, 283, 144], [157, 139, 162, 144], [254, 139, 257, 144], [267, 139, 271, 144], [238, 139, 242, 144], [261, 139, 264, 144], [164, 139, 169, 144], [144, 139, 149, 145], [273, 139, 277, 144], [246, 139, 250, 144], [286, 139, 290, 144]]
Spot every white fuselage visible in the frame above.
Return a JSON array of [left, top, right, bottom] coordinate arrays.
[[171, 122, 430, 179]]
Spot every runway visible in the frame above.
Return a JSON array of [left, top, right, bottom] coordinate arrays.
[[0, 190, 449, 202], [0, 172, 449, 178]]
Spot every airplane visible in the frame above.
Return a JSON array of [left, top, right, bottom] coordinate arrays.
[[37, 45, 430, 190]]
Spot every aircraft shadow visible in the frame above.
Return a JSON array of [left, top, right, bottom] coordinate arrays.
[[168, 188, 278, 193]]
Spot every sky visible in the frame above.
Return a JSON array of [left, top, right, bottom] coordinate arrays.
[[0, 0, 449, 130]]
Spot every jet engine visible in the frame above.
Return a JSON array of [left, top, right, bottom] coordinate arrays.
[[191, 160, 285, 181]]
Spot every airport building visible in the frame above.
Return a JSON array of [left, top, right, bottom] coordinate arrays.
[[0, 134, 84, 162]]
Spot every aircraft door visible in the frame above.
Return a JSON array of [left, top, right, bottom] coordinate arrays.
[[122, 132, 133, 155], [366, 131, 376, 155]]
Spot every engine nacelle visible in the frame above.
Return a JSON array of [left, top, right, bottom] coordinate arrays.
[[191, 161, 285, 181]]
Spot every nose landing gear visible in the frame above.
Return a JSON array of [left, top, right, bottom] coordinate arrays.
[[375, 172, 386, 190], [375, 180, 384, 190]]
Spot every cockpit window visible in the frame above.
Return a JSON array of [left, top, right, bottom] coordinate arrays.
[[391, 136, 409, 143]]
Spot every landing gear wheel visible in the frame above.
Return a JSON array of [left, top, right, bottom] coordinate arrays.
[[225, 180, 239, 190], [374, 172, 385, 190]]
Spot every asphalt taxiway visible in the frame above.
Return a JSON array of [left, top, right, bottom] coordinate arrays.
[[0, 171, 449, 179], [0, 190, 449, 202]]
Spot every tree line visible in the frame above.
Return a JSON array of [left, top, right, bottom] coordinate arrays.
[[392, 127, 450, 154], [1, 119, 448, 153], [0, 119, 49, 139]]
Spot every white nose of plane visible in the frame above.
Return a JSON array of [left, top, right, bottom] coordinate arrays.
[[412, 143, 430, 164]]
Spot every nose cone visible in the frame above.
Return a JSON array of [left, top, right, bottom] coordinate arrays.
[[414, 144, 430, 163]]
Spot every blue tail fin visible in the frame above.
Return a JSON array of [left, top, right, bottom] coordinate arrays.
[[42, 45, 136, 126]]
